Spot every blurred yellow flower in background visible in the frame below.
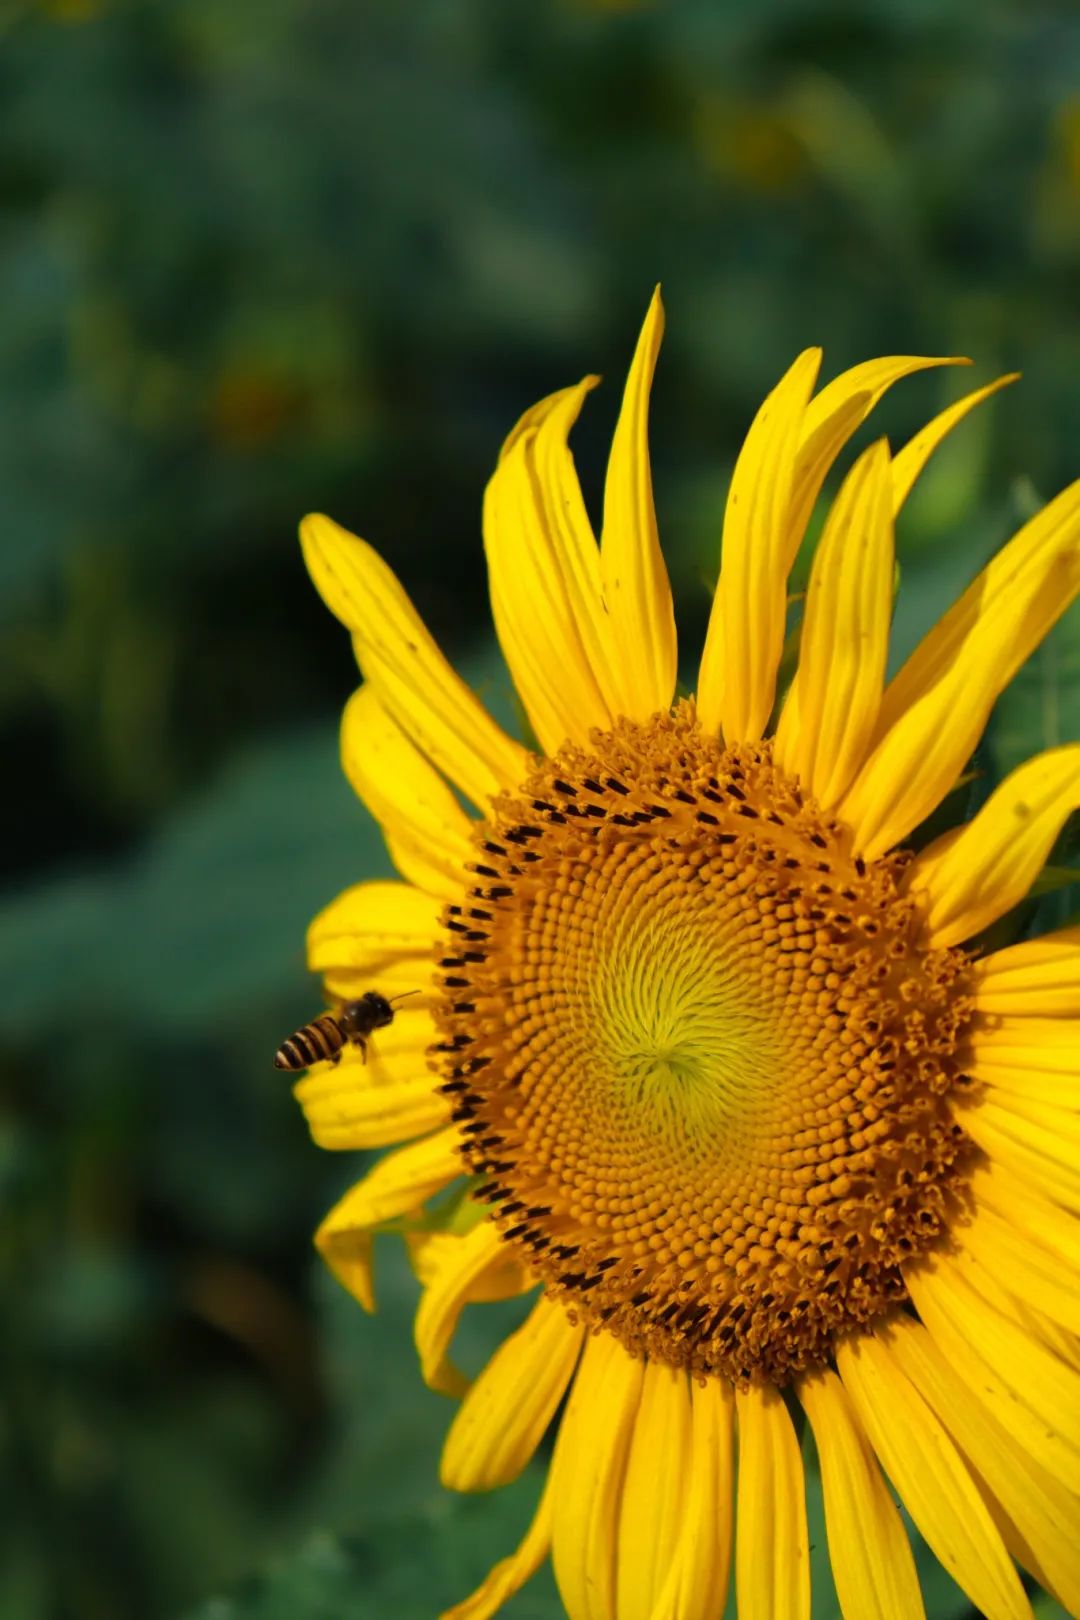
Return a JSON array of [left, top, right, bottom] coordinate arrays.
[[294, 291, 1080, 1620]]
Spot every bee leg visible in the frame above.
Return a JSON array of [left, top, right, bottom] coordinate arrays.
[[358, 1037, 368, 1064]]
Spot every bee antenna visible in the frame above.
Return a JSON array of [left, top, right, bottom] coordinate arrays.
[[389, 989, 421, 1004]]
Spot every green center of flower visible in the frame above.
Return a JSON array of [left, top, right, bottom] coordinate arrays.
[[434, 706, 977, 1384]]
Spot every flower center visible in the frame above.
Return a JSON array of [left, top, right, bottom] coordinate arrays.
[[433, 706, 976, 1384]]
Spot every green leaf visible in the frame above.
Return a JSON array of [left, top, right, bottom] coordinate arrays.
[[1031, 1590, 1072, 1619], [0, 641, 523, 1044], [1031, 865, 1080, 897], [183, 1511, 566, 1620], [185, 1241, 555, 1620], [0, 722, 383, 1041]]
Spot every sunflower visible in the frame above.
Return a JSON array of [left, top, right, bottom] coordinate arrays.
[[294, 289, 1080, 1620]]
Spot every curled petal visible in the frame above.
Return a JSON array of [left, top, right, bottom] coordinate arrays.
[[414, 1220, 509, 1397], [315, 1129, 463, 1312]]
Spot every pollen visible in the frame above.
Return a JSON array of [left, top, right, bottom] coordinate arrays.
[[432, 704, 976, 1384]]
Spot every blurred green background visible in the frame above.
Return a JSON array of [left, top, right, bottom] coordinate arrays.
[[2, 1, 1078, 1617]]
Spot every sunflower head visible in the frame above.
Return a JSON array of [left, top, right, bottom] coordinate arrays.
[[294, 293, 1080, 1620], [437, 708, 979, 1386]]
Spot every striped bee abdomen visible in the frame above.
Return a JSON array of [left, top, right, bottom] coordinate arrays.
[[274, 1013, 345, 1071]]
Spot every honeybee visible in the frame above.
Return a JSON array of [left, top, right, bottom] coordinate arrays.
[[273, 990, 417, 1071]]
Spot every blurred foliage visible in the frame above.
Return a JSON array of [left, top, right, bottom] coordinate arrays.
[[1, 0, 1078, 1617]]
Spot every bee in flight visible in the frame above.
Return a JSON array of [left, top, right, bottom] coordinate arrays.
[[273, 990, 417, 1071]]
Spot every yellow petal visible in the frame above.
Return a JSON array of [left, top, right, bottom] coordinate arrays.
[[414, 1218, 507, 1397], [905, 1254, 1080, 1491], [784, 392, 872, 555], [406, 1226, 531, 1301], [483, 380, 615, 753], [700, 363, 858, 739], [438, 1473, 554, 1620], [1030, 1311, 1080, 1375], [531, 380, 627, 704], [951, 1231, 1080, 1374], [973, 925, 1080, 1017], [890, 374, 1019, 515], [306, 879, 442, 975], [969, 1156, 1080, 1278], [839, 482, 1080, 858], [650, 1374, 734, 1620], [551, 1333, 643, 1620], [882, 1313, 1080, 1617], [615, 1362, 692, 1620], [774, 439, 894, 808], [319, 958, 436, 1006], [314, 1128, 462, 1312], [876, 476, 1080, 739], [954, 1198, 1080, 1335], [440, 1293, 583, 1491], [966, 1014, 1080, 1107], [301, 513, 528, 807], [836, 1330, 1032, 1620], [963, 1088, 1080, 1154], [798, 1366, 925, 1620], [908, 745, 1080, 946], [340, 685, 475, 899], [734, 1381, 810, 1620], [295, 1060, 448, 1151], [970, 1012, 1080, 1068], [798, 354, 969, 450], [954, 1092, 1080, 1213], [786, 354, 969, 547], [599, 287, 678, 722], [698, 349, 821, 740]]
